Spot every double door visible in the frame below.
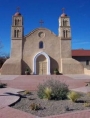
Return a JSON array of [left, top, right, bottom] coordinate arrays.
[[36, 61, 47, 75]]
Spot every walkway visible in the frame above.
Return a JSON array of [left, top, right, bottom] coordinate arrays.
[[0, 74, 90, 118]]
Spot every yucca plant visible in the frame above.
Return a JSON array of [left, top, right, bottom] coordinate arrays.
[[67, 91, 80, 102], [44, 87, 52, 100]]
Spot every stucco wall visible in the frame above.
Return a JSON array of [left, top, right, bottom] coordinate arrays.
[[61, 58, 84, 74], [1, 58, 22, 75], [72, 56, 90, 70], [84, 68, 90, 75], [61, 39, 71, 58], [22, 28, 61, 74]]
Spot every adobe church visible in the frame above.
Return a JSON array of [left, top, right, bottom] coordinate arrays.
[[1, 10, 84, 75]]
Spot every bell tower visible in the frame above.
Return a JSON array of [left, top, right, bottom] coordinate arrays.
[[11, 8, 24, 58], [1, 9, 24, 75], [58, 8, 71, 39], [59, 9, 71, 58]]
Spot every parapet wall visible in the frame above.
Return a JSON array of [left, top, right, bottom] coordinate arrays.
[[84, 68, 90, 75]]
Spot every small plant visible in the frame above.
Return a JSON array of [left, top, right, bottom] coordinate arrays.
[[54, 68, 59, 75], [65, 106, 70, 111], [0, 83, 7, 88], [43, 87, 52, 100], [37, 79, 69, 100], [84, 102, 90, 107], [67, 91, 81, 102], [30, 103, 41, 110], [87, 92, 90, 97], [24, 90, 31, 95], [25, 68, 30, 75]]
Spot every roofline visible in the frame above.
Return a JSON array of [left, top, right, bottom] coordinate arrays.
[[24, 27, 57, 38]]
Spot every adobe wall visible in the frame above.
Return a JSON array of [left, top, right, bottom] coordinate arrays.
[[22, 28, 61, 74]]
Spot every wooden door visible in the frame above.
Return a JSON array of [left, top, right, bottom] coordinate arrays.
[[36, 61, 47, 75], [42, 62, 47, 75]]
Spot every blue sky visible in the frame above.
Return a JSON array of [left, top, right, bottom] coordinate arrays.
[[0, 0, 90, 56]]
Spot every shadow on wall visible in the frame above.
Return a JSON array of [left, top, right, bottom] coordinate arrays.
[[21, 60, 32, 75], [21, 57, 60, 75], [50, 56, 59, 74]]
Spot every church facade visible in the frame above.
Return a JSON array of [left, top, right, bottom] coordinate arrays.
[[1, 11, 84, 75]]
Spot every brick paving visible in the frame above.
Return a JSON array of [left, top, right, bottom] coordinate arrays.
[[0, 107, 35, 118], [0, 75, 90, 118], [65, 74, 90, 80], [44, 110, 90, 118], [71, 86, 90, 93], [0, 107, 90, 118], [0, 87, 23, 109], [1, 75, 89, 90], [0, 75, 19, 80]]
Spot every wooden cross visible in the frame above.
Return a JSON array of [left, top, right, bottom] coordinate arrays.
[[39, 20, 44, 27], [62, 8, 65, 13]]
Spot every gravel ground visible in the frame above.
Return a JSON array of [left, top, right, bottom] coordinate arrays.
[[11, 91, 90, 117]]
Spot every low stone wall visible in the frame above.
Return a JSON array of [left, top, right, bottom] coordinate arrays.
[[84, 68, 90, 75]]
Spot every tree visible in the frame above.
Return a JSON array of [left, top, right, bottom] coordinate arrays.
[[0, 40, 10, 68], [0, 40, 3, 56]]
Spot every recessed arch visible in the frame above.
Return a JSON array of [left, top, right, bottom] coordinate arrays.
[[33, 52, 50, 75]]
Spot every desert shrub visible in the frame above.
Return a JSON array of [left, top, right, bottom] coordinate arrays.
[[67, 91, 81, 102], [24, 90, 31, 95], [37, 79, 69, 100], [30, 103, 41, 110], [87, 92, 90, 97], [84, 102, 90, 107]]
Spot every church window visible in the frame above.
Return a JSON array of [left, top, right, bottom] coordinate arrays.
[[39, 41, 43, 49], [66, 30, 68, 38], [14, 30, 16, 37], [15, 19, 19, 26], [15, 19, 17, 25], [64, 20, 67, 26], [63, 20, 67, 26], [17, 19, 19, 25], [63, 30, 65, 38], [63, 20, 64, 26], [86, 60, 89, 65], [17, 30, 19, 37]]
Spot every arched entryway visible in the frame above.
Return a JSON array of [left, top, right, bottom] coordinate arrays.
[[33, 52, 50, 75]]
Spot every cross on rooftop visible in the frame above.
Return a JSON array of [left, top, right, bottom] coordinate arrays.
[[62, 8, 65, 13], [39, 20, 44, 27], [17, 7, 20, 12]]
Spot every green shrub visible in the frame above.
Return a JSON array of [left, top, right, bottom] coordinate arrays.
[[67, 91, 81, 102], [37, 79, 69, 100]]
